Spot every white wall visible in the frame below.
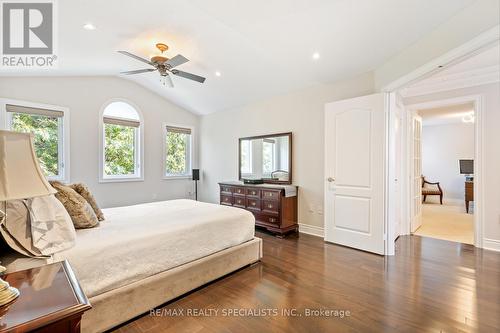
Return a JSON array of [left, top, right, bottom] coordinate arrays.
[[0, 76, 199, 208], [199, 72, 375, 229], [405, 82, 500, 249], [421, 122, 474, 203]]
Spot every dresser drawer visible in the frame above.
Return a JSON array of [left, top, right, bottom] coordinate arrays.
[[233, 186, 245, 196], [262, 190, 281, 201], [220, 185, 233, 195], [255, 213, 280, 225], [233, 196, 246, 208], [246, 198, 261, 211], [246, 188, 261, 198], [220, 195, 233, 206], [262, 200, 279, 214]]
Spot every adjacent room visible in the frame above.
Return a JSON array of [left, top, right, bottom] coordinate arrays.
[[0, 1, 499, 333], [415, 103, 475, 244]]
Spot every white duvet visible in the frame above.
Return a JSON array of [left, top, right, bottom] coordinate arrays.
[[52, 199, 255, 298]]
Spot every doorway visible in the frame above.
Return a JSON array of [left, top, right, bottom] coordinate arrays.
[[409, 102, 475, 244]]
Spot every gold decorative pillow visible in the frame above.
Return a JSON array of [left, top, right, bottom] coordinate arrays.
[[49, 181, 99, 229], [69, 183, 105, 221]]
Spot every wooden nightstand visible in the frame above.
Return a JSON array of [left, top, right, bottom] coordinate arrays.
[[0, 260, 91, 333]]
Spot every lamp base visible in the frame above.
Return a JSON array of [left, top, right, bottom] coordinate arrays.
[[0, 278, 19, 306]]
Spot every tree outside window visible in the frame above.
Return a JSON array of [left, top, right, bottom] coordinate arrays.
[[165, 126, 192, 177]]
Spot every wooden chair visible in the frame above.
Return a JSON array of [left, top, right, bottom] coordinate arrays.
[[422, 176, 443, 204]]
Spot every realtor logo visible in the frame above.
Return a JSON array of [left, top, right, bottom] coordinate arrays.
[[1, 0, 57, 68]]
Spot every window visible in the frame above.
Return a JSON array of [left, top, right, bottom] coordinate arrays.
[[101, 101, 142, 181], [262, 138, 276, 176], [164, 125, 193, 178], [5, 103, 68, 181], [240, 140, 252, 175]]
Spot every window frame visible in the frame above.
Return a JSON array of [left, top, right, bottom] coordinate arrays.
[[0, 98, 70, 183], [162, 123, 195, 180], [240, 139, 253, 177], [99, 99, 144, 183]]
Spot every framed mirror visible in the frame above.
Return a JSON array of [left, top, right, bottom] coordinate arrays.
[[238, 132, 292, 184]]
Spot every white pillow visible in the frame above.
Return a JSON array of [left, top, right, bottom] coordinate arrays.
[[28, 195, 76, 255]]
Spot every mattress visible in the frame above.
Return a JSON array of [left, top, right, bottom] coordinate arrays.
[[4, 200, 255, 298]]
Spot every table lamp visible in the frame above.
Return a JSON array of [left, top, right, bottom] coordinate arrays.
[[0, 130, 56, 306]]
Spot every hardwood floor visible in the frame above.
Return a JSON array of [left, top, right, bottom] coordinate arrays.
[[113, 231, 500, 333]]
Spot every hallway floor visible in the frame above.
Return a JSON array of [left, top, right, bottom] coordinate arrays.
[[414, 202, 474, 244]]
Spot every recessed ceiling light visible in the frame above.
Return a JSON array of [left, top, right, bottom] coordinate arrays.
[[215, 71, 221, 77], [83, 23, 96, 31], [312, 52, 320, 60]]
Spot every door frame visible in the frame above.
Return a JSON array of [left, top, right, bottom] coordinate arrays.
[[381, 26, 498, 252], [403, 95, 484, 247]]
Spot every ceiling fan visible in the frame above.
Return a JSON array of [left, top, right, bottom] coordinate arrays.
[[118, 43, 206, 87]]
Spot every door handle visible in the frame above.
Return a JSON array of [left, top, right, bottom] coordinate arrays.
[[327, 177, 335, 182]]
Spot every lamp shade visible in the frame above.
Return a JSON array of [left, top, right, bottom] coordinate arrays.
[[0, 130, 56, 201]]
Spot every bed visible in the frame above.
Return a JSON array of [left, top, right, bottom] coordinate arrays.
[[2, 199, 262, 333]]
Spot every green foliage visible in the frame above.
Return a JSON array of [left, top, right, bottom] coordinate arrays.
[[262, 141, 274, 174], [11, 113, 59, 176], [104, 124, 136, 175], [166, 132, 188, 174]]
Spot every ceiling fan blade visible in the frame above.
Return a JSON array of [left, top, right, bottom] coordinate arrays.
[[166, 54, 189, 68], [172, 70, 206, 83], [120, 68, 156, 75], [118, 51, 155, 66]]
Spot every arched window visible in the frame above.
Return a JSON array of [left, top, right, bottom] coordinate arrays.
[[100, 101, 143, 181]]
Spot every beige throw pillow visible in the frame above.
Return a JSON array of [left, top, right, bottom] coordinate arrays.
[[50, 181, 99, 229], [0, 200, 44, 257], [69, 183, 105, 221]]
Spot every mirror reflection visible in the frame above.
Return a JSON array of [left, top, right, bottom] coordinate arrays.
[[239, 134, 291, 183]]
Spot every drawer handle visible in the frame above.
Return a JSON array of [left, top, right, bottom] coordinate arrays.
[[269, 218, 276, 223], [251, 202, 256, 206], [251, 191, 256, 195], [237, 199, 242, 204], [237, 189, 242, 193], [267, 204, 273, 209]]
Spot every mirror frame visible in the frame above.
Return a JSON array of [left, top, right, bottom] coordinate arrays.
[[238, 132, 292, 185]]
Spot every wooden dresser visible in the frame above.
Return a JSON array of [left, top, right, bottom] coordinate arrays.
[[465, 180, 474, 213], [219, 182, 298, 237]]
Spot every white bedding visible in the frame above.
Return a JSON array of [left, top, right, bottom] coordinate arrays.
[[49, 199, 255, 298]]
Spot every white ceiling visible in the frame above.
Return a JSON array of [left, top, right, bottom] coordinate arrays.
[[419, 103, 474, 126], [0, 0, 474, 114]]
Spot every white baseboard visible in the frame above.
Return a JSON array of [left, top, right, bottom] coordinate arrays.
[[298, 223, 324, 238], [483, 238, 500, 252]]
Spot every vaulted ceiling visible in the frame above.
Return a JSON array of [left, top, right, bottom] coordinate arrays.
[[0, 0, 474, 114]]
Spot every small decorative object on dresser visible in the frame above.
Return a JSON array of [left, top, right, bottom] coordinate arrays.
[[219, 182, 298, 237], [0, 260, 91, 333]]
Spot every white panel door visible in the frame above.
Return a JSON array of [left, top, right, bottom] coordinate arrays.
[[324, 93, 386, 255], [410, 112, 423, 232]]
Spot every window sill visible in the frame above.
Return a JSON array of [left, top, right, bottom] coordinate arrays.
[[99, 176, 144, 183], [163, 175, 192, 180]]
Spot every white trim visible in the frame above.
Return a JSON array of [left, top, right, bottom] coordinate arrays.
[[98, 98, 144, 183], [0, 98, 70, 183], [382, 25, 500, 92], [483, 238, 500, 252], [403, 95, 484, 248], [298, 223, 324, 237], [162, 122, 195, 180], [402, 65, 500, 97]]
